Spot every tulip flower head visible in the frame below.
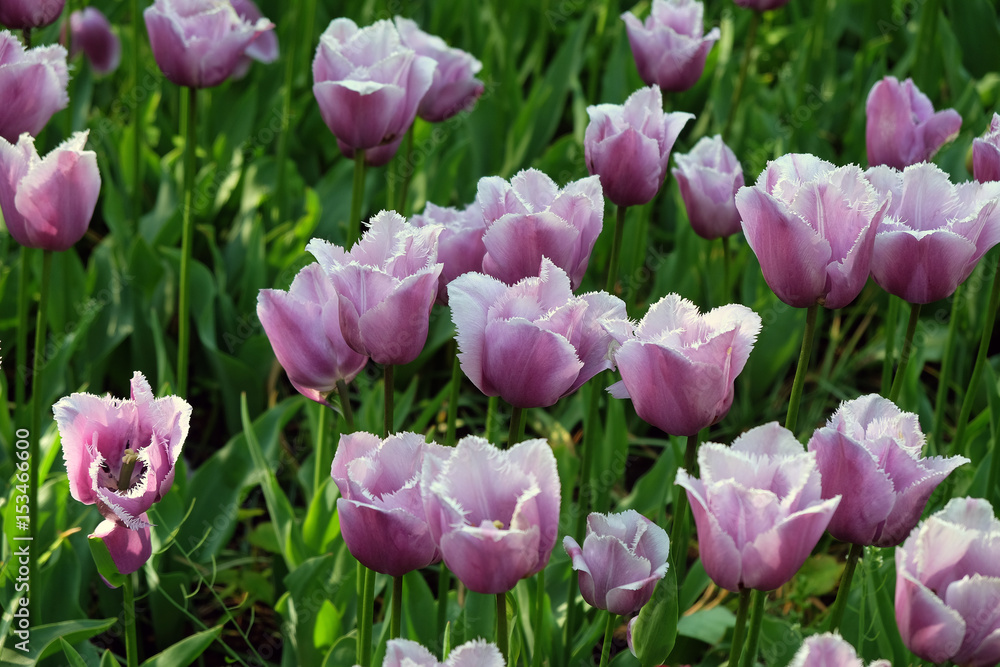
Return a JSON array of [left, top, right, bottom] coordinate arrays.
[[788, 633, 891, 667], [0, 131, 100, 251], [609, 294, 761, 436], [228, 0, 279, 79], [448, 258, 628, 408], [383, 639, 505, 667], [621, 0, 720, 92], [563, 510, 670, 615], [736, 153, 889, 309], [676, 422, 841, 592], [0, 0, 65, 30], [411, 198, 487, 305], [808, 394, 967, 547], [895, 497, 1000, 667], [67, 8, 121, 75], [866, 163, 1000, 304], [332, 432, 450, 577], [672, 134, 745, 239], [477, 169, 604, 289], [0, 30, 68, 141], [866, 76, 961, 169], [585, 85, 694, 207], [973, 113, 1000, 184], [306, 210, 443, 365], [53, 372, 192, 575], [421, 436, 561, 594], [144, 0, 274, 89], [257, 263, 369, 404]]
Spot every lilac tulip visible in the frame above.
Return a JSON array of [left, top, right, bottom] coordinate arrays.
[[313, 18, 436, 152], [144, 0, 274, 89], [91, 518, 152, 577], [609, 294, 761, 436], [0, 131, 101, 251], [477, 169, 604, 289], [257, 263, 368, 404], [563, 510, 670, 615], [866, 163, 1000, 303], [733, 0, 790, 9], [229, 0, 278, 79], [395, 17, 484, 122], [621, 0, 720, 92], [676, 423, 841, 592], [306, 210, 443, 365], [383, 639, 504, 667], [67, 8, 121, 75], [973, 113, 1000, 184], [808, 394, 967, 547], [736, 153, 889, 309], [896, 497, 1000, 667], [411, 198, 486, 305], [866, 76, 961, 169], [332, 432, 450, 577], [0, 0, 64, 29], [448, 258, 627, 408], [584, 85, 693, 207], [0, 30, 68, 141], [672, 135, 744, 239], [788, 633, 890, 667]]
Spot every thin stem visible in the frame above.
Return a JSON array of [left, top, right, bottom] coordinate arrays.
[[298, 0, 318, 81], [123, 574, 139, 667], [437, 561, 450, 642], [507, 405, 524, 449], [729, 588, 752, 667], [360, 566, 375, 667], [605, 205, 627, 294], [739, 589, 766, 667], [532, 569, 546, 667], [336, 379, 355, 433], [599, 612, 615, 667], [391, 575, 403, 639], [827, 542, 864, 633], [931, 292, 962, 455], [131, 0, 144, 228], [384, 364, 394, 438], [349, 150, 367, 247], [485, 395, 499, 445], [446, 341, 461, 447], [273, 1, 299, 226], [881, 297, 899, 394], [313, 402, 327, 498], [398, 125, 416, 215], [723, 11, 760, 141], [785, 303, 819, 435], [15, 248, 29, 412], [22, 28, 30, 48], [356, 562, 365, 665], [888, 302, 922, 404], [670, 433, 699, 583], [28, 249, 52, 625], [496, 592, 508, 663], [721, 235, 731, 303], [177, 86, 198, 397]]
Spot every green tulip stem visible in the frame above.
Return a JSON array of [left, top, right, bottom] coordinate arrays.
[[22, 28, 30, 48], [313, 402, 327, 498], [15, 248, 29, 412], [598, 612, 615, 667], [336, 379, 355, 433], [446, 340, 462, 447], [391, 575, 403, 639], [739, 589, 766, 667], [398, 124, 416, 215], [349, 149, 366, 247], [355, 562, 365, 664], [721, 235, 731, 301], [606, 205, 627, 294], [272, 0, 299, 226], [827, 542, 864, 633], [507, 404, 524, 449], [359, 565, 375, 666], [532, 568, 546, 667], [881, 296, 899, 394], [497, 592, 508, 663], [131, 0, 144, 228], [670, 433, 699, 583], [177, 85, 198, 398], [384, 364, 394, 439], [485, 395, 499, 445], [888, 302, 922, 404], [723, 10, 760, 141], [931, 292, 962, 454], [729, 587, 752, 667], [123, 573, 139, 667], [952, 257, 1000, 458], [437, 561, 450, 640], [785, 303, 819, 436]]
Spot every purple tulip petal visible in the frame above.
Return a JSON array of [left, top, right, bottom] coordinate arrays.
[[449, 272, 509, 394], [871, 229, 976, 304], [440, 524, 540, 594], [337, 499, 440, 576], [482, 319, 583, 408], [90, 519, 152, 578], [895, 569, 967, 664], [445, 639, 505, 667]]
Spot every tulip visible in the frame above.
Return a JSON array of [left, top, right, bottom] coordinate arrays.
[[144, 0, 274, 89], [383, 639, 505, 667], [229, 0, 279, 79], [736, 153, 889, 309], [448, 258, 628, 408], [411, 198, 487, 305], [676, 422, 841, 592], [808, 394, 968, 547], [973, 113, 1000, 184], [477, 169, 604, 289], [732, 0, 790, 9], [621, 0, 720, 92], [0, 30, 68, 141], [91, 518, 152, 577], [67, 8, 121, 75], [895, 497, 1000, 667], [395, 17, 484, 122], [257, 263, 368, 404], [563, 510, 670, 615], [865, 76, 961, 169], [865, 163, 1000, 304], [584, 85, 693, 207], [788, 633, 890, 667], [313, 18, 436, 153], [672, 135, 744, 239], [332, 432, 450, 577], [421, 436, 561, 594], [609, 294, 761, 436], [306, 210, 443, 365], [0, 131, 100, 251], [0, 0, 64, 30]]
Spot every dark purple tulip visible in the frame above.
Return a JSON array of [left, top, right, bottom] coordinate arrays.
[[621, 0, 720, 92], [0, 0, 64, 29], [973, 113, 1000, 184], [866, 76, 961, 169], [563, 510, 670, 615], [896, 497, 1000, 667], [0, 30, 68, 141], [411, 198, 486, 305], [585, 85, 693, 207], [421, 436, 561, 594], [789, 633, 890, 667], [332, 432, 449, 577], [672, 135, 744, 239], [68, 8, 121, 75], [808, 394, 967, 547]]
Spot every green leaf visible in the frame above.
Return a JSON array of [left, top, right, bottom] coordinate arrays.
[[0, 617, 117, 665], [87, 534, 127, 589], [677, 606, 735, 645], [101, 649, 122, 667], [139, 626, 223, 667], [321, 635, 357, 667], [58, 637, 89, 667], [632, 568, 678, 667]]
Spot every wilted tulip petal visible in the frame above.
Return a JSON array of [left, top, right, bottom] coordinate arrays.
[[91, 518, 152, 578], [866, 76, 961, 169], [0, 131, 100, 251], [68, 8, 121, 75], [0, 0, 64, 29], [0, 31, 68, 141], [411, 198, 487, 304], [788, 633, 891, 667], [621, 0, 720, 92], [973, 113, 1000, 184], [673, 135, 744, 239]]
